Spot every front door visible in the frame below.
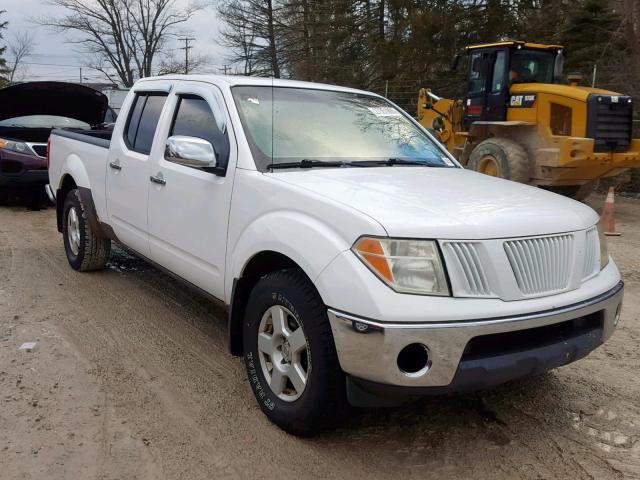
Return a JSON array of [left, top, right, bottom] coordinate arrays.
[[106, 88, 170, 256], [463, 48, 509, 128], [147, 82, 236, 300]]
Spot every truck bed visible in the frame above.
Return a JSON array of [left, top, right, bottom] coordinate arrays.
[[48, 128, 113, 223], [51, 128, 113, 149]]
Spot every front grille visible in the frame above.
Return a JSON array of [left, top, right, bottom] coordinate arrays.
[[586, 94, 633, 153], [504, 233, 573, 296], [30, 144, 48, 158], [442, 241, 490, 296]]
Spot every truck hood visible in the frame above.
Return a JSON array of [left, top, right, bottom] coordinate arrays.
[[271, 167, 599, 239], [0, 81, 109, 126]]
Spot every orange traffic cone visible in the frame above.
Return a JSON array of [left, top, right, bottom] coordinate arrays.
[[600, 187, 621, 236]]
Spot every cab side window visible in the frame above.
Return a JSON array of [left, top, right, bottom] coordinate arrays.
[[124, 92, 168, 154], [491, 51, 506, 92], [468, 52, 485, 94], [170, 95, 230, 169]]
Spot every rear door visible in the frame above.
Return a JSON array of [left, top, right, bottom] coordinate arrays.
[[147, 81, 236, 299], [106, 85, 171, 256]]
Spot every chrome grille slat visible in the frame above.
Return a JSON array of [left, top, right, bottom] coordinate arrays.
[[504, 233, 573, 295]]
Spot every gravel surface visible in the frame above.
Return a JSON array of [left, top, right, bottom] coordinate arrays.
[[0, 194, 639, 479]]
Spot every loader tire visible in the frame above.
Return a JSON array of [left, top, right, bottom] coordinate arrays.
[[468, 138, 530, 184]]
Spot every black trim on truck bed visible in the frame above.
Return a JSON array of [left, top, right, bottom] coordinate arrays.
[[51, 128, 112, 149]]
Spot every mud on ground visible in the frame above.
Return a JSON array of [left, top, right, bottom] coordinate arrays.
[[0, 195, 639, 479]]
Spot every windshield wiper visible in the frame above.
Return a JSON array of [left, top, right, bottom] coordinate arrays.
[[268, 159, 350, 170], [355, 158, 450, 168]]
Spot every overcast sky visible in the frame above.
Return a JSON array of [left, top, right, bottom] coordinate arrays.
[[2, 0, 227, 84]]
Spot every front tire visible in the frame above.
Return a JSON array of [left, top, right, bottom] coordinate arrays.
[[63, 189, 111, 271], [243, 269, 347, 436], [468, 137, 530, 183]]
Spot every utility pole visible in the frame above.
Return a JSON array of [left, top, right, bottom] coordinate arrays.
[[179, 37, 195, 74], [221, 64, 230, 75], [79, 67, 82, 83]]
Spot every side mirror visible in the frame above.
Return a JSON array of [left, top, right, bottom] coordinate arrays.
[[165, 135, 217, 168]]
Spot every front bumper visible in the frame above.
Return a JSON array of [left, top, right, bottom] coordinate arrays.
[[328, 281, 623, 393], [0, 169, 49, 188], [535, 137, 640, 184], [0, 150, 49, 189]]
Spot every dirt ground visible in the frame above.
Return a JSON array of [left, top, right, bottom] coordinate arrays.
[[0, 194, 639, 480]]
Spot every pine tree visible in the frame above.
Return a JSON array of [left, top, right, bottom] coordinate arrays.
[[561, 0, 625, 79]]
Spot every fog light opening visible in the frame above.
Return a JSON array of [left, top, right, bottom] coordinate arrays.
[[397, 343, 431, 377], [614, 304, 622, 326]]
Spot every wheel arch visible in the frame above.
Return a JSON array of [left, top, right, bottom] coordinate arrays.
[[228, 250, 314, 356], [56, 174, 78, 233]]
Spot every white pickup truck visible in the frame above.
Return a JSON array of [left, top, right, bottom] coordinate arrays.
[[48, 75, 624, 435]]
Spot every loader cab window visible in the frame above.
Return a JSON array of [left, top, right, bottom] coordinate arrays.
[[510, 49, 555, 84], [491, 51, 507, 92], [468, 52, 486, 94]]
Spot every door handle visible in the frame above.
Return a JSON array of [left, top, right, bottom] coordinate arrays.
[[109, 161, 122, 171], [150, 174, 166, 186]]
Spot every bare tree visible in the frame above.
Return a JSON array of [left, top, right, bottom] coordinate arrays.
[[157, 48, 208, 74], [0, 10, 9, 86], [217, 0, 282, 77], [7, 31, 35, 84], [38, 0, 201, 87]]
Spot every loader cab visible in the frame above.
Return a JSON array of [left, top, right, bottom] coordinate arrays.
[[461, 41, 563, 129]]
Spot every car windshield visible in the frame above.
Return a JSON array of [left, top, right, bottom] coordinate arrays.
[[510, 49, 555, 84], [232, 86, 454, 170], [0, 115, 91, 129]]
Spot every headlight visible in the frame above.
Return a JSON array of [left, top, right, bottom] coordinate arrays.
[[352, 237, 449, 295], [596, 221, 609, 270], [0, 138, 33, 155]]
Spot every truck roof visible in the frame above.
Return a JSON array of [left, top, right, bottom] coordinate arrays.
[[135, 74, 377, 97]]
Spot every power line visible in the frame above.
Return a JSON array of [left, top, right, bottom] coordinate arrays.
[[179, 37, 196, 74]]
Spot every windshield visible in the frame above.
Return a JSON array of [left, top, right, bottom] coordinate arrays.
[[232, 86, 454, 170], [0, 115, 91, 129], [510, 49, 555, 84]]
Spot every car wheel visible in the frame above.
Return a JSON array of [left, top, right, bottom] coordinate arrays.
[[243, 268, 348, 436], [63, 189, 111, 271]]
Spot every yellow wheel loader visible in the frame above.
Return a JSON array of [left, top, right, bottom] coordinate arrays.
[[417, 40, 640, 199]]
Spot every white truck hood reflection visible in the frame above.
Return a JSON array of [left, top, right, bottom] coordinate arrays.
[[270, 167, 599, 239]]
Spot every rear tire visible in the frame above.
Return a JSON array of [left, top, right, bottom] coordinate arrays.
[[468, 138, 530, 183], [63, 189, 111, 271], [243, 269, 347, 436]]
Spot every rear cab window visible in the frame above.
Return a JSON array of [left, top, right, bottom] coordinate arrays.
[[124, 92, 168, 154]]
